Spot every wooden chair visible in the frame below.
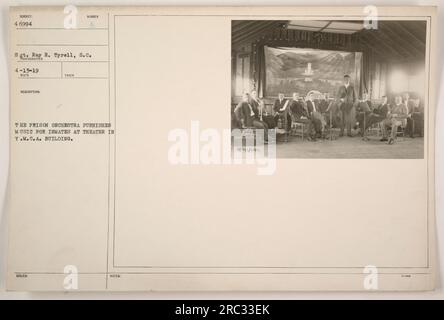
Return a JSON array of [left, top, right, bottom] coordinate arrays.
[[396, 124, 406, 141], [291, 120, 308, 140], [274, 107, 290, 143], [387, 117, 407, 142], [367, 122, 382, 137], [240, 127, 256, 137]]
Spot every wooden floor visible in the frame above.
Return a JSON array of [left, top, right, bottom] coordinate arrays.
[[275, 132, 424, 159]]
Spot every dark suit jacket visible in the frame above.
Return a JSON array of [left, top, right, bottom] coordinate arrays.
[[404, 99, 416, 114], [234, 101, 259, 127], [374, 103, 390, 118], [249, 98, 260, 109], [412, 103, 424, 114], [273, 98, 288, 113], [289, 100, 307, 119], [318, 99, 330, 113], [336, 84, 357, 112], [306, 100, 318, 117]]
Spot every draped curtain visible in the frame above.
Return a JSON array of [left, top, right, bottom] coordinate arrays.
[[360, 50, 372, 98], [359, 50, 388, 99], [255, 45, 266, 98]]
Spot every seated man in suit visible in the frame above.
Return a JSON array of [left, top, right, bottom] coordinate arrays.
[[306, 92, 324, 139], [355, 92, 372, 136], [234, 92, 269, 142], [363, 95, 390, 137], [403, 92, 416, 114], [405, 95, 424, 138], [289, 92, 306, 118], [373, 95, 390, 117], [289, 92, 316, 141], [273, 92, 291, 131], [250, 90, 276, 129], [249, 90, 263, 113], [381, 95, 408, 145], [411, 97, 424, 137], [318, 97, 330, 113], [403, 92, 414, 137]]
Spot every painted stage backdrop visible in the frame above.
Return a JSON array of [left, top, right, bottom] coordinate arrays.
[[264, 46, 362, 98]]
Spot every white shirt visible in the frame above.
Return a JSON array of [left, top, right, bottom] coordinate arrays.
[[309, 99, 316, 112], [248, 103, 254, 116]]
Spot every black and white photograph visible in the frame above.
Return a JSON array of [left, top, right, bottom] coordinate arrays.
[[231, 19, 427, 158], [1, 3, 442, 300]]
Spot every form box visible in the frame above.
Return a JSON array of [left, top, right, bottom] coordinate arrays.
[[14, 61, 108, 79], [15, 29, 108, 46], [63, 61, 108, 78]]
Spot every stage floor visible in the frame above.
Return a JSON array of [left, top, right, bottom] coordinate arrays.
[[276, 134, 424, 159]]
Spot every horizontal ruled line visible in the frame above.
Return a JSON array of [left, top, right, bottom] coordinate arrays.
[[16, 27, 108, 30], [16, 44, 108, 46], [18, 77, 108, 80], [17, 60, 109, 63], [14, 271, 433, 275]]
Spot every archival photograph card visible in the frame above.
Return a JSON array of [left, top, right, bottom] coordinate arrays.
[[7, 5, 437, 291]]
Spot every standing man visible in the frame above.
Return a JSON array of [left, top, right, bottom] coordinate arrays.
[[336, 74, 357, 137]]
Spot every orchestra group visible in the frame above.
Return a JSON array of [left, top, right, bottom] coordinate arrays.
[[234, 75, 424, 145]]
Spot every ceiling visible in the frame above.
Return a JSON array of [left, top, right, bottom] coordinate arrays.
[[287, 20, 364, 34], [231, 20, 426, 62]]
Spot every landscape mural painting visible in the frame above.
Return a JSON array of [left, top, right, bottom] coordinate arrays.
[[264, 46, 362, 97]]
